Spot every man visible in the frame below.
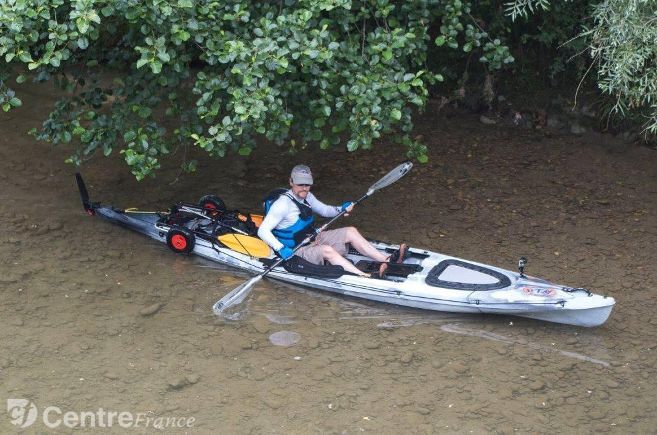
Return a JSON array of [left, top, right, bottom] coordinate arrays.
[[257, 164, 406, 278]]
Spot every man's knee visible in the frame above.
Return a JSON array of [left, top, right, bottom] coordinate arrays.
[[320, 245, 338, 259], [345, 226, 359, 238]]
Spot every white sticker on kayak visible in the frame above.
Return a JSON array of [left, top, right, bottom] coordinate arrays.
[[522, 287, 557, 297]]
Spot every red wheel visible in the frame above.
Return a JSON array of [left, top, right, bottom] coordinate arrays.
[[166, 226, 195, 254], [171, 234, 188, 250], [198, 195, 226, 213]]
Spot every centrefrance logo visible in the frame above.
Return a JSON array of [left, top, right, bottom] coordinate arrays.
[[7, 399, 38, 428], [5, 399, 196, 430]]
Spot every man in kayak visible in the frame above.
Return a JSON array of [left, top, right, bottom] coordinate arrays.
[[257, 164, 407, 278]]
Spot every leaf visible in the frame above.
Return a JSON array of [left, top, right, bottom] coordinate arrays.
[[138, 106, 152, 118], [77, 18, 89, 34], [382, 49, 393, 61], [124, 131, 137, 142], [9, 97, 22, 107], [435, 36, 446, 46], [150, 61, 162, 74], [136, 58, 148, 69], [238, 146, 252, 156], [177, 0, 193, 7], [390, 109, 402, 121]]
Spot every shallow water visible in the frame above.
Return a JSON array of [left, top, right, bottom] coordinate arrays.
[[2, 84, 657, 433]]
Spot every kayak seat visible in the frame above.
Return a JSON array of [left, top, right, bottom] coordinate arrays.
[[355, 261, 422, 278]]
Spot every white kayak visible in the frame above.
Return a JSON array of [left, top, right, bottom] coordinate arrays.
[[77, 174, 615, 327]]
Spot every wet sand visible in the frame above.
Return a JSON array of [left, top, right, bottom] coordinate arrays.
[[1, 83, 656, 433]]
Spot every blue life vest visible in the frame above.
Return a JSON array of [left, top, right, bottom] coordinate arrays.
[[263, 189, 315, 248]]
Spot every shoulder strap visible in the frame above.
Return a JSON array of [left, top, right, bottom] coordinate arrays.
[[283, 192, 312, 219]]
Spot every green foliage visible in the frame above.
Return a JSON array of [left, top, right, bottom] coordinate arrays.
[[0, 0, 456, 179], [6, 0, 651, 180], [434, 0, 514, 71], [504, 0, 657, 136], [587, 0, 657, 135], [504, 0, 552, 21]]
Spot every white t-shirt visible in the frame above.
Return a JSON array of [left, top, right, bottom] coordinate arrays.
[[258, 190, 341, 251]]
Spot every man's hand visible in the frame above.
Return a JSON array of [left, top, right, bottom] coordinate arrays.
[[340, 201, 354, 215], [277, 246, 294, 260]]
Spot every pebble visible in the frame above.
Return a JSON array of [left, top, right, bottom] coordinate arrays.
[[103, 371, 119, 380], [167, 376, 190, 390], [186, 374, 200, 384], [306, 337, 319, 349], [605, 380, 620, 388], [48, 221, 63, 231], [262, 397, 282, 409], [529, 381, 546, 391], [480, 115, 498, 125], [139, 303, 163, 316], [253, 317, 271, 334], [450, 362, 468, 374], [400, 352, 414, 364]]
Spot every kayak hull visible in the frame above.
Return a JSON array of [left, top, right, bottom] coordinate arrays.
[[91, 206, 615, 327]]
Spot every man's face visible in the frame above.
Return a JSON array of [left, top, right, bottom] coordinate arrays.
[[290, 180, 311, 199]]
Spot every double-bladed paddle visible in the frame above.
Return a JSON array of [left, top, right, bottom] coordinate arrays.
[[212, 161, 413, 315]]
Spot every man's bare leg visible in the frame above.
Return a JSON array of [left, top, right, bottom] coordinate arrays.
[[342, 227, 391, 262], [320, 245, 371, 276]]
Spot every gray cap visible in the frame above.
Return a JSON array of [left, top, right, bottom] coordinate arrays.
[[290, 165, 313, 185]]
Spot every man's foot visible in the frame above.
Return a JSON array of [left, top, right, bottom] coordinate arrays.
[[389, 243, 408, 264], [371, 262, 388, 279]]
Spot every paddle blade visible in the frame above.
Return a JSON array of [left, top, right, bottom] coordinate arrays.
[[75, 173, 93, 213], [217, 234, 272, 258], [368, 161, 413, 194], [212, 274, 262, 315]]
